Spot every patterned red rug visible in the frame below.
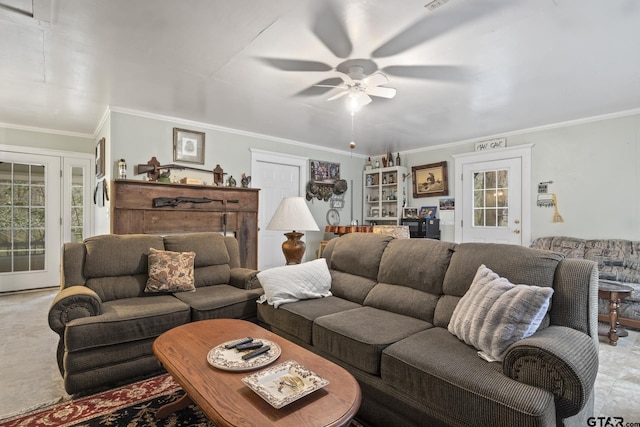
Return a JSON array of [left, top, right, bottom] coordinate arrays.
[[0, 374, 212, 426]]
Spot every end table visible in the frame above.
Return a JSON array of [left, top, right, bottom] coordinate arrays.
[[598, 280, 633, 346]]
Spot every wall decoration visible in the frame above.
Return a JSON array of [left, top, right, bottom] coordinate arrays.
[[439, 198, 455, 210], [310, 160, 340, 184], [412, 161, 448, 198], [419, 206, 438, 219], [173, 128, 205, 164], [95, 137, 105, 178]]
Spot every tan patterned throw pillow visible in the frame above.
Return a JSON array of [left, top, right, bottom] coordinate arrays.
[[145, 247, 196, 293]]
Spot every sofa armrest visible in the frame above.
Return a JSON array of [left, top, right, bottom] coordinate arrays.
[[502, 326, 598, 418], [230, 268, 261, 290], [48, 285, 102, 335]]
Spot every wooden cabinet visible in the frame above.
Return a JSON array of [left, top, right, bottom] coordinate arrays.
[[363, 166, 407, 225], [111, 180, 259, 269]]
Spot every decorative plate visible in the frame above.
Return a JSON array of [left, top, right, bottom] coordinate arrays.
[[207, 339, 281, 372], [241, 360, 329, 409]]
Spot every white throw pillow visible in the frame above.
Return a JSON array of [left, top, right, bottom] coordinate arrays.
[[448, 264, 554, 362], [257, 259, 332, 308]]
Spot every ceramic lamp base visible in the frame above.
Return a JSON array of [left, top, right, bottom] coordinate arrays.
[[282, 231, 306, 265]]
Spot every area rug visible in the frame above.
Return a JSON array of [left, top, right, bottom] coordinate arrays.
[[0, 374, 212, 427]]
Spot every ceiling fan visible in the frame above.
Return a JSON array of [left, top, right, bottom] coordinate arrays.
[[317, 64, 397, 111], [258, 1, 499, 104]]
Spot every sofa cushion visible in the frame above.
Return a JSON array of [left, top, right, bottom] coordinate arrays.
[[381, 328, 556, 426], [173, 284, 263, 321], [256, 259, 332, 308], [328, 233, 393, 280], [145, 248, 196, 293], [442, 243, 563, 297], [364, 283, 440, 323], [194, 264, 231, 287], [163, 232, 230, 268], [377, 238, 455, 294], [257, 296, 361, 344], [313, 306, 431, 375], [83, 234, 165, 278], [329, 270, 377, 305], [64, 296, 190, 352], [85, 274, 147, 302], [448, 265, 554, 361]]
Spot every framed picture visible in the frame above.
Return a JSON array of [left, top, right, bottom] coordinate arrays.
[[310, 160, 340, 183], [419, 206, 438, 219], [330, 198, 344, 209], [412, 161, 449, 198], [95, 137, 105, 178], [402, 207, 419, 219], [173, 128, 205, 164]]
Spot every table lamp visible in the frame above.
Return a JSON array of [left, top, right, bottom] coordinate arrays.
[[266, 197, 320, 265]]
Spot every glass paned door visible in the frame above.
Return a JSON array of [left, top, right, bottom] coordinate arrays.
[[63, 158, 93, 244], [461, 157, 522, 245], [0, 152, 61, 291]]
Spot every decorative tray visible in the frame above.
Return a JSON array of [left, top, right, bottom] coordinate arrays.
[[241, 360, 329, 409], [207, 339, 281, 372]]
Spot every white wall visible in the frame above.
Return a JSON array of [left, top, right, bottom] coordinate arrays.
[[108, 110, 365, 261], [396, 111, 640, 243]]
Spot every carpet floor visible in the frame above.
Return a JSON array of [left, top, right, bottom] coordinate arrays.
[[0, 374, 213, 427]]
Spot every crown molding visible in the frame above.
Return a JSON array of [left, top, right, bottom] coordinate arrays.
[[108, 106, 367, 159], [0, 122, 92, 139], [402, 107, 640, 156]]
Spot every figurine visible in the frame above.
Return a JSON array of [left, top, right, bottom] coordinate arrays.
[[241, 173, 251, 188], [228, 175, 237, 187]]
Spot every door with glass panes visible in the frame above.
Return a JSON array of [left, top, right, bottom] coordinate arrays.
[[0, 151, 92, 292]]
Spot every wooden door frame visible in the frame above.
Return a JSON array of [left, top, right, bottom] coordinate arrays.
[[453, 144, 533, 245]]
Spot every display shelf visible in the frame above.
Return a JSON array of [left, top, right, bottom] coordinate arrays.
[[363, 166, 407, 225]]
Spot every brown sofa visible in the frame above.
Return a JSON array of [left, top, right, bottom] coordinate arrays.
[[531, 236, 640, 329], [48, 232, 263, 395], [257, 233, 599, 426]]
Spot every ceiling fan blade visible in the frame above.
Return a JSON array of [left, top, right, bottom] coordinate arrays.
[[356, 92, 373, 107], [312, 1, 353, 59], [365, 86, 396, 99], [361, 72, 389, 87], [336, 71, 355, 86], [382, 65, 469, 81], [372, 3, 508, 58], [327, 91, 349, 101], [258, 57, 333, 72]]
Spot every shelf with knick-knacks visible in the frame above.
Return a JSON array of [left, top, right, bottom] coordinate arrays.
[[363, 166, 407, 225]]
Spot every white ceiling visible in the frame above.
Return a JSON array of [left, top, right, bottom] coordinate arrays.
[[1, 0, 639, 155]]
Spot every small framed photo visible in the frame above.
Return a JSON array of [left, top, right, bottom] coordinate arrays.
[[95, 137, 105, 178], [402, 207, 419, 219], [330, 198, 344, 209], [173, 128, 205, 164], [412, 161, 448, 198], [419, 206, 438, 219]]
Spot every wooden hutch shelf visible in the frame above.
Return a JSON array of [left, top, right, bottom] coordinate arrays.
[[111, 180, 259, 269]]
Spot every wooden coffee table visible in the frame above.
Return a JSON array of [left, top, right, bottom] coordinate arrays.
[[152, 319, 361, 426]]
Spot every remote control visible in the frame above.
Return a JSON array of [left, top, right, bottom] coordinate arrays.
[[224, 337, 253, 349], [242, 345, 271, 360], [236, 341, 263, 351]]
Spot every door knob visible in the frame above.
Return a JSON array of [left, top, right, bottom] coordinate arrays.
[[513, 229, 521, 234], [514, 219, 520, 224]]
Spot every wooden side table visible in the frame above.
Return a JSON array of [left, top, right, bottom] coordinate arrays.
[[598, 280, 633, 346]]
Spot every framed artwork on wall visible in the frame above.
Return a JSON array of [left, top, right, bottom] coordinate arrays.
[[412, 161, 448, 198], [173, 128, 205, 164], [95, 137, 105, 178], [310, 160, 340, 183]]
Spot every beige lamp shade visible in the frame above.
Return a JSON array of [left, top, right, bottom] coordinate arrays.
[[266, 197, 320, 232], [266, 197, 319, 265]]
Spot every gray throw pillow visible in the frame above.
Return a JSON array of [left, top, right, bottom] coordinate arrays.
[[448, 264, 554, 361]]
